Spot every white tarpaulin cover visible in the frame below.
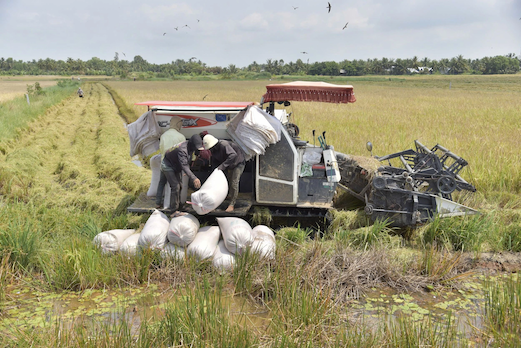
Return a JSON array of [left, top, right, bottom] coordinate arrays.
[[127, 110, 161, 158], [227, 105, 282, 160]]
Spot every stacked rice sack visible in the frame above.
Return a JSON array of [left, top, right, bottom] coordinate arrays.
[[92, 213, 276, 271]]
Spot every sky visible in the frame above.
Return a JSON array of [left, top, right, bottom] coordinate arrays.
[[1, 0, 520, 68]]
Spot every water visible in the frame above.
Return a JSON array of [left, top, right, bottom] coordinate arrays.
[[0, 282, 268, 332], [1, 273, 512, 336]]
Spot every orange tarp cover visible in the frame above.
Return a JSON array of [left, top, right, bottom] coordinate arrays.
[[262, 81, 356, 104]]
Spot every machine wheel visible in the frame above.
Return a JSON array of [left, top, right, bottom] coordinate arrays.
[[373, 177, 387, 190], [436, 175, 457, 194], [364, 204, 374, 215], [285, 123, 300, 137]]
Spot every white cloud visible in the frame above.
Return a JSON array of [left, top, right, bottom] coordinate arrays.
[[139, 3, 193, 23], [238, 13, 269, 31]]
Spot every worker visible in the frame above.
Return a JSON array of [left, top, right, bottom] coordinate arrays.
[[202, 134, 245, 212], [77, 88, 84, 97], [155, 116, 185, 209], [160, 134, 204, 216]]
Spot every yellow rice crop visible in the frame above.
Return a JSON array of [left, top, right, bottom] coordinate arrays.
[[0, 82, 151, 212]]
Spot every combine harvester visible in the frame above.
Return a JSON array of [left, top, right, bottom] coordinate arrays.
[[128, 81, 478, 228]]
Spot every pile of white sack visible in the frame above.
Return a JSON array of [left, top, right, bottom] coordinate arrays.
[[227, 105, 283, 160], [93, 210, 276, 271]]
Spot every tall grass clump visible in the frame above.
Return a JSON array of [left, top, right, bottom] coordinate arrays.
[[45, 236, 119, 290], [334, 218, 401, 250], [277, 226, 311, 245], [500, 221, 521, 252], [0, 79, 80, 141], [232, 246, 264, 295], [482, 275, 521, 347], [266, 258, 336, 346], [0, 252, 10, 307], [0, 215, 42, 272], [418, 214, 498, 252], [158, 276, 254, 347], [0, 311, 162, 348], [386, 313, 465, 348]]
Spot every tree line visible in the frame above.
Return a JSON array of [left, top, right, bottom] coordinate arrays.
[[0, 53, 519, 78]]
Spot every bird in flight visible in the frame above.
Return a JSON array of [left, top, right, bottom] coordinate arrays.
[[174, 27, 179, 31], [293, 6, 298, 10], [122, 52, 126, 57], [301, 51, 308, 54], [327, 2, 331, 13], [343, 22, 349, 29], [183, 24, 190, 29], [197, 19, 200, 22], [163, 32, 166, 36]]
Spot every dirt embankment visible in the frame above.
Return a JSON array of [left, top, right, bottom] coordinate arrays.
[[461, 252, 521, 273]]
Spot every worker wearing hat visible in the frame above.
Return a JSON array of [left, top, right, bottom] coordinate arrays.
[[159, 134, 204, 216], [203, 134, 245, 212]]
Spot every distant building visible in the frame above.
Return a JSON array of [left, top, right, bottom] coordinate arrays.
[[407, 67, 433, 74]]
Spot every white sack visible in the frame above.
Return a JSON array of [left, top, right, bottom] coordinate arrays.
[[187, 226, 221, 261], [119, 233, 141, 256], [147, 154, 162, 196], [212, 239, 235, 271], [190, 169, 228, 215], [303, 151, 322, 165], [93, 229, 136, 254], [127, 110, 161, 157], [251, 225, 276, 260], [138, 209, 170, 250], [226, 106, 283, 161], [167, 213, 200, 247], [160, 243, 186, 261], [217, 217, 253, 254]]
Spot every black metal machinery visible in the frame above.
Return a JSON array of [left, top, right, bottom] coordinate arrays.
[[337, 140, 477, 227]]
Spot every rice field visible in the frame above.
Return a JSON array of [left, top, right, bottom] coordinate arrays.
[[0, 76, 57, 103], [1, 75, 521, 347]]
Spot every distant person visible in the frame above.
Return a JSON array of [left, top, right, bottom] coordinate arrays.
[[160, 134, 204, 216], [155, 117, 185, 209], [202, 134, 245, 212], [77, 88, 84, 98]]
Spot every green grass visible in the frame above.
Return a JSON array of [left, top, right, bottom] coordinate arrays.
[[482, 275, 521, 347]]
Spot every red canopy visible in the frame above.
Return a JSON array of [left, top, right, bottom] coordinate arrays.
[[135, 101, 254, 108], [262, 81, 356, 104]]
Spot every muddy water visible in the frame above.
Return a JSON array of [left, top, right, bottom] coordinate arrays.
[[0, 274, 509, 333], [0, 283, 268, 333], [350, 275, 487, 333]]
